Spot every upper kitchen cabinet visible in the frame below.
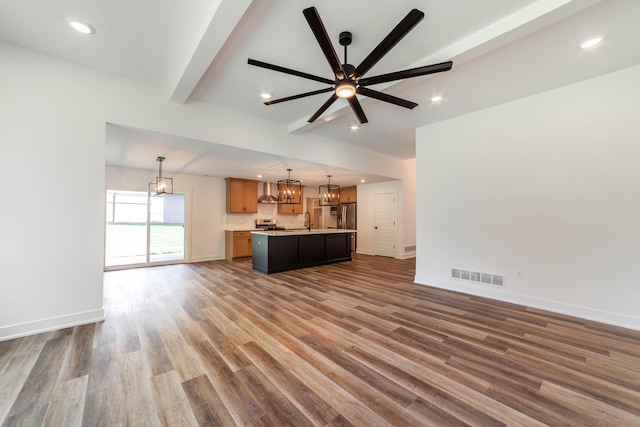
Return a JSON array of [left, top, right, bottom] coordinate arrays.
[[340, 186, 357, 203], [226, 178, 259, 213], [278, 187, 304, 214]]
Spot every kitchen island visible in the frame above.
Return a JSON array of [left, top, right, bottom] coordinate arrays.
[[251, 229, 356, 274]]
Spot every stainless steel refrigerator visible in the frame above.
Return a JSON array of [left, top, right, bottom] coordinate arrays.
[[339, 203, 357, 252]]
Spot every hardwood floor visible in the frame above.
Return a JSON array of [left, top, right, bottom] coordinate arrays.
[[1, 254, 640, 426]]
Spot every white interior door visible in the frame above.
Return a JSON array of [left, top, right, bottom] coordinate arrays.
[[373, 192, 396, 257]]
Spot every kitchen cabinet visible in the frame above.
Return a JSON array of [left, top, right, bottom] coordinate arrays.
[[226, 178, 258, 213], [278, 188, 304, 214], [225, 230, 253, 260], [251, 230, 352, 274], [340, 186, 357, 203]]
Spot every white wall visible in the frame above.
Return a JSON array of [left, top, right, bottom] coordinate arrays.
[[0, 41, 412, 340], [401, 158, 417, 258], [0, 46, 107, 339], [415, 64, 640, 330]]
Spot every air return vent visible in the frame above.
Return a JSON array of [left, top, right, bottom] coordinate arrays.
[[452, 268, 505, 287], [404, 245, 416, 252]]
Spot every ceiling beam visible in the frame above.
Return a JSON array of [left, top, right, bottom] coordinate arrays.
[[169, 0, 254, 103], [288, 0, 602, 135]]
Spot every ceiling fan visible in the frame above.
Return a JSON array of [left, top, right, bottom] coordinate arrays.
[[248, 7, 453, 124]]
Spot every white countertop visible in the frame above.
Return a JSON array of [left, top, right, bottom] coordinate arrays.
[[251, 228, 357, 236]]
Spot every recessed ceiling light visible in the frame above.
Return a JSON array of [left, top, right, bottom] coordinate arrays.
[[260, 92, 272, 99], [431, 96, 443, 102], [360, 179, 366, 183], [256, 174, 263, 178], [581, 37, 602, 49], [350, 125, 359, 130], [68, 18, 95, 34]]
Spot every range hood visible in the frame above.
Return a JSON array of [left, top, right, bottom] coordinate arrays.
[[258, 182, 277, 204]]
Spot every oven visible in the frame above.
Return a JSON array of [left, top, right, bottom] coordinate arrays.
[[255, 218, 285, 231]]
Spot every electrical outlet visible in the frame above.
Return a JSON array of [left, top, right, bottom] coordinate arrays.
[[516, 270, 524, 279]]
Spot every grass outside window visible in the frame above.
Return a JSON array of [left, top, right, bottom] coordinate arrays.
[[105, 222, 184, 262]]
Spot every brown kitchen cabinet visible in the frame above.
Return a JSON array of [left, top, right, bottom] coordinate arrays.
[[340, 186, 357, 203], [225, 230, 253, 260], [278, 188, 304, 214], [226, 178, 258, 213]]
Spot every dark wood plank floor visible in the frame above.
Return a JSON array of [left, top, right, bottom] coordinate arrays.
[[1, 254, 640, 426]]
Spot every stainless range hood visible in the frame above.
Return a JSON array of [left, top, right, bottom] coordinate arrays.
[[258, 182, 277, 204]]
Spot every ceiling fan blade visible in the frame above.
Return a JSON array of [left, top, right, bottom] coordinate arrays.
[[303, 7, 345, 79], [353, 9, 424, 79], [265, 87, 334, 105], [308, 93, 338, 123], [357, 87, 417, 109], [347, 96, 368, 124], [358, 61, 453, 86], [248, 59, 334, 85]]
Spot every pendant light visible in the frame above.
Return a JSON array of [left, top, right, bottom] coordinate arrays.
[[149, 156, 173, 196], [319, 175, 340, 206], [277, 168, 302, 204]]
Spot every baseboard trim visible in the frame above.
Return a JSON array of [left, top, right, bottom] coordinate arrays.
[[0, 308, 105, 342], [398, 251, 416, 260], [190, 254, 225, 263], [414, 274, 640, 332]]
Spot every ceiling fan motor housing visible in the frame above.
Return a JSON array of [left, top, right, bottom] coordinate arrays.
[[339, 31, 352, 46], [341, 63, 356, 79]]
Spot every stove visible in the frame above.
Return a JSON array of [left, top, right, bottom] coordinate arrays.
[[255, 218, 286, 231]]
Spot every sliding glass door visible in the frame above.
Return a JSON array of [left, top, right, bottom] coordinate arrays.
[[149, 193, 185, 263], [105, 189, 185, 268]]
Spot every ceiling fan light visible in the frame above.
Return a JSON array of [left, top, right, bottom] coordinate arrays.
[[336, 81, 356, 98]]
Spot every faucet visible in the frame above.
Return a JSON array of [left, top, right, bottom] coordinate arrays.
[[304, 211, 311, 231]]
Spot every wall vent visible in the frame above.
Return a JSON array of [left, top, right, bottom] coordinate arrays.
[[404, 245, 416, 252], [451, 268, 505, 287]]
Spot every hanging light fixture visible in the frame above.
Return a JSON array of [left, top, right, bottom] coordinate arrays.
[[277, 168, 302, 204], [319, 175, 340, 206], [149, 156, 173, 196]]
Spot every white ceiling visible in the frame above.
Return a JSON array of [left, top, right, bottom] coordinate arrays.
[[1, 0, 639, 186], [105, 124, 387, 188]]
